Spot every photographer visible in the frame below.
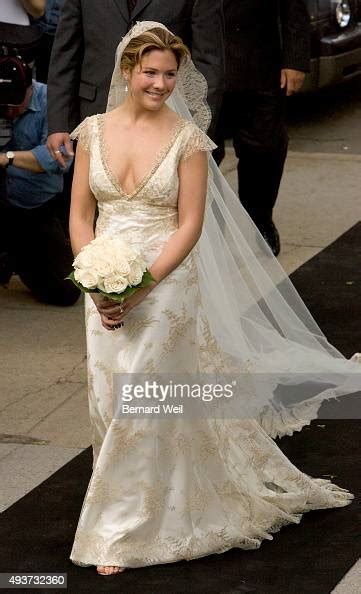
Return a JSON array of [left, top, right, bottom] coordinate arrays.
[[0, 59, 80, 306]]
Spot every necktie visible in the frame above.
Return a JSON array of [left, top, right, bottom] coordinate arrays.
[[128, 0, 138, 15]]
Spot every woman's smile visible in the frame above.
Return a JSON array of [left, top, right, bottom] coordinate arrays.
[[146, 90, 165, 96]]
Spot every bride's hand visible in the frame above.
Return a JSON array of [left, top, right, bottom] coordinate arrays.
[[90, 294, 123, 330], [91, 293, 120, 316], [91, 285, 156, 331]]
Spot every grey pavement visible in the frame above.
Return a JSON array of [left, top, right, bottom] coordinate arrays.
[[331, 560, 361, 594], [0, 280, 87, 511], [288, 78, 361, 155]]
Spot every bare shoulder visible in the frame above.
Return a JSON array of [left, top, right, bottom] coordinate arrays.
[[160, 107, 187, 130]]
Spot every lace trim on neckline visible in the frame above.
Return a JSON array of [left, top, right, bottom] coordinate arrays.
[[97, 114, 188, 200]]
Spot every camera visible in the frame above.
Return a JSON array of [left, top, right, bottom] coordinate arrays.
[[0, 20, 40, 108], [0, 55, 32, 154], [0, 27, 36, 150], [0, 54, 32, 107]]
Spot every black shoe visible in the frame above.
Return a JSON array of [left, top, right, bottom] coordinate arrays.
[[259, 221, 281, 256]]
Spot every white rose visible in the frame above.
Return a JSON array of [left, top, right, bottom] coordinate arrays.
[[101, 275, 129, 294], [74, 268, 99, 289], [114, 256, 131, 276], [127, 262, 144, 286], [109, 237, 141, 261], [134, 254, 147, 270], [93, 255, 117, 278], [123, 246, 139, 261], [73, 248, 94, 269], [118, 238, 139, 257]]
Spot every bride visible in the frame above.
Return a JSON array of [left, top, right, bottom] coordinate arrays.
[[69, 22, 360, 575]]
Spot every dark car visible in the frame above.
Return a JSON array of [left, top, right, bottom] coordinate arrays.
[[304, 0, 361, 90]]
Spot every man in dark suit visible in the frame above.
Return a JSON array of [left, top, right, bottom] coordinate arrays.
[[47, 0, 224, 164], [214, 0, 310, 256]]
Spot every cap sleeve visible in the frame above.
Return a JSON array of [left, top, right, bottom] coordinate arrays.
[[70, 116, 92, 153], [181, 124, 217, 162]]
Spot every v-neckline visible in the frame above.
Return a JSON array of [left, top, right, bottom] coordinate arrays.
[[97, 114, 187, 200]]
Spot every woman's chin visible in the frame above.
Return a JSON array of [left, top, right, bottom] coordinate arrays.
[[143, 100, 166, 111]]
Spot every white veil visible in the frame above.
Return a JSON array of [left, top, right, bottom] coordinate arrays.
[[107, 22, 361, 438]]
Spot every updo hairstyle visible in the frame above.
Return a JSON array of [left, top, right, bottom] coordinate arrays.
[[120, 27, 190, 73]]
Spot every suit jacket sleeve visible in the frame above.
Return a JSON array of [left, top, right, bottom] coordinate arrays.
[[280, 0, 311, 72], [47, 0, 84, 135], [191, 0, 225, 136]]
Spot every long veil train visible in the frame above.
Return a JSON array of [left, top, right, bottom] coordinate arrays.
[[106, 21, 361, 438]]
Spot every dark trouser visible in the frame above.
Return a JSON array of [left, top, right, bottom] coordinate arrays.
[[34, 33, 54, 84], [1, 196, 80, 306], [0, 169, 12, 284], [0, 168, 6, 201], [58, 160, 74, 236], [213, 89, 288, 230]]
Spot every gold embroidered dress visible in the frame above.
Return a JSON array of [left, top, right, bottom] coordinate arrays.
[[69, 113, 353, 568]]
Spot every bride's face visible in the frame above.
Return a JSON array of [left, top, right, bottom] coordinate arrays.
[[126, 49, 178, 110]]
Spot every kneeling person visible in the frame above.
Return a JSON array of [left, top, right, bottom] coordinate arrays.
[[0, 62, 79, 305]]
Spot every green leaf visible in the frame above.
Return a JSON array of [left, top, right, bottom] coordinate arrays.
[[139, 269, 155, 286]]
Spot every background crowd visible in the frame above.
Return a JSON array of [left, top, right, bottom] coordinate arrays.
[[0, 0, 310, 306]]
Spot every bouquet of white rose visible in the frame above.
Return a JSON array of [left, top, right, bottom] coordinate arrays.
[[67, 235, 154, 302]]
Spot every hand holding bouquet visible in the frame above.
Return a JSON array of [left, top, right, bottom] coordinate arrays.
[[67, 235, 154, 302]]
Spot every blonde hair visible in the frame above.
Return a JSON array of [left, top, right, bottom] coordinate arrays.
[[120, 27, 190, 72]]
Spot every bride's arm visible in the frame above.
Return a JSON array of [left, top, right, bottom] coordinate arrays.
[[149, 150, 208, 283], [69, 145, 96, 257], [69, 144, 120, 327]]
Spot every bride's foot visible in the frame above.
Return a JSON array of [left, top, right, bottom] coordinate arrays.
[[96, 566, 125, 575]]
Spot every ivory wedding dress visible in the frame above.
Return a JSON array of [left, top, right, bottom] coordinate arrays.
[[68, 21, 361, 568], [68, 111, 356, 568]]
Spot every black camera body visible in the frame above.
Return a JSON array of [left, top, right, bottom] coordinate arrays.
[[0, 52, 32, 151], [0, 21, 40, 150], [0, 54, 32, 106], [0, 21, 40, 107]]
